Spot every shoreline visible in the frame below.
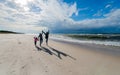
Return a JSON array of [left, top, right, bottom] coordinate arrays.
[[51, 38, 120, 57], [50, 34, 120, 47]]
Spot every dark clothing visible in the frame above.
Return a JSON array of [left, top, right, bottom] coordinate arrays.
[[45, 32, 49, 39], [40, 39, 43, 46], [38, 34, 43, 40], [34, 41, 37, 46], [42, 31, 49, 45], [34, 37, 38, 46], [46, 38, 48, 45], [38, 33, 43, 46]]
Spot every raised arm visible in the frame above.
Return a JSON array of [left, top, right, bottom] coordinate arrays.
[[42, 30, 46, 34], [38, 34, 40, 38]]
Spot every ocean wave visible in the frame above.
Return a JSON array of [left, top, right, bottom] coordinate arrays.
[[50, 34, 120, 47]]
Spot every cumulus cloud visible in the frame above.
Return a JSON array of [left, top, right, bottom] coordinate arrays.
[[0, 0, 120, 33], [72, 9, 120, 29], [50, 9, 120, 32], [0, 0, 78, 33]]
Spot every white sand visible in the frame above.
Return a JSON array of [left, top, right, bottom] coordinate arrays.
[[0, 34, 120, 75]]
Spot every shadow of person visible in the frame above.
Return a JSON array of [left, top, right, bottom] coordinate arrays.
[[35, 46, 57, 56], [36, 46, 42, 51], [35, 45, 76, 60], [41, 47, 53, 55], [48, 46, 76, 60]]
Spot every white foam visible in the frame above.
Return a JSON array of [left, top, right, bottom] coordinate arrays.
[[50, 34, 120, 47]]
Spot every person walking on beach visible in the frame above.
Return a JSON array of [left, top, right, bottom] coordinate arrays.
[[42, 30, 49, 45], [34, 36, 38, 47], [38, 33, 43, 47]]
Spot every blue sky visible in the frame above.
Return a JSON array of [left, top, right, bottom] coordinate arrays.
[[66, 0, 120, 20], [0, 0, 120, 33]]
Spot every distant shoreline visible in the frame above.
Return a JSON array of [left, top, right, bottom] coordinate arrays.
[[65, 34, 120, 41], [0, 30, 23, 34]]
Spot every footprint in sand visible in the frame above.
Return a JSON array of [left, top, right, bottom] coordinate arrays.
[[18, 42, 21, 44], [45, 70, 48, 72], [45, 66, 48, 68], [22, 66, 25, 69]]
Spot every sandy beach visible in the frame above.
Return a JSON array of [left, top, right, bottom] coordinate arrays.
[[0, 34, 120, 75]]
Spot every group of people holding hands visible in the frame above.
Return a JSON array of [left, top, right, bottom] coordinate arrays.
[[34, 30, 49, 47]]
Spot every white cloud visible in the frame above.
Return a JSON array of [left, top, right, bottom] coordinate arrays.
[[72, 9, 120, 29], [105, 4, 111, 8], [0, 0, 78, 33], [53, 9, 120, 30], [0, 0, 120, 33], [93, 9, 103, 17]]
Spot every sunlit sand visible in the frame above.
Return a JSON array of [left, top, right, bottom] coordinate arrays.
[[0, 34, 120, 75]]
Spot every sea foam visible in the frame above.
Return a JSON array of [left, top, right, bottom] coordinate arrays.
[[50, 34, 120, 47]]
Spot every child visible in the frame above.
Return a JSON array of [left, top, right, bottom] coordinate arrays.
[[34, 36, 38, 46]]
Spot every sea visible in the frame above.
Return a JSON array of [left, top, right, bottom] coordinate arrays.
[[50, 34, 120, 47]]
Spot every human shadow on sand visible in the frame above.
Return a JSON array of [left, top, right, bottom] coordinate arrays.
[[35, 46, 76, 60], [48, 46, 76, 60], [36, 46, 53, 55]]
